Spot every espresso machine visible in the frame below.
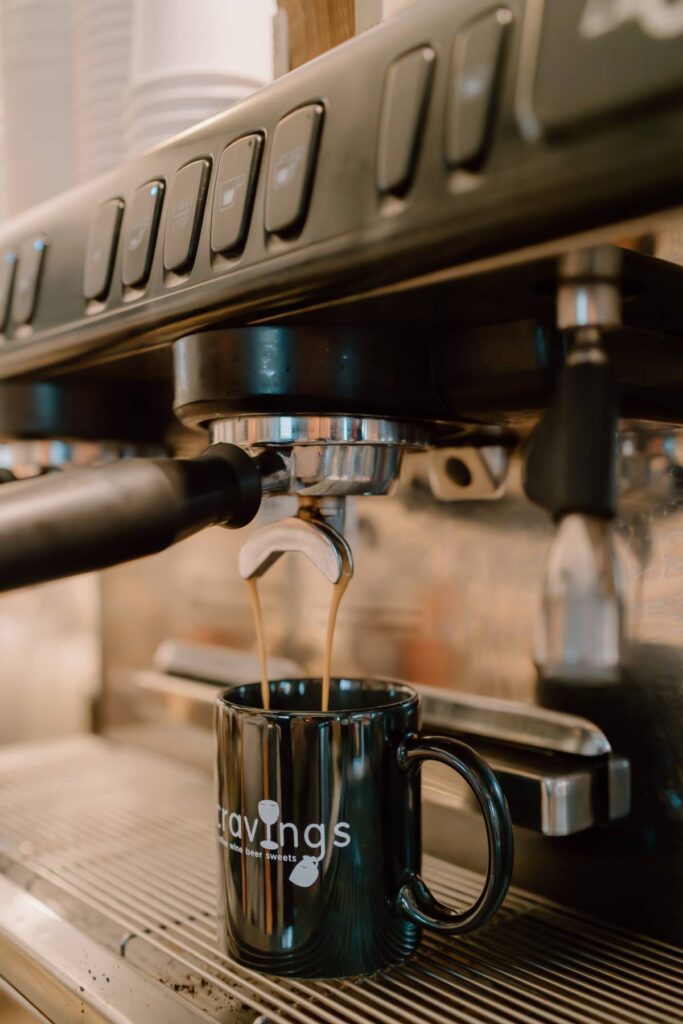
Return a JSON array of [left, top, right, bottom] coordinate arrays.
[[0, 0, 682, 1020]]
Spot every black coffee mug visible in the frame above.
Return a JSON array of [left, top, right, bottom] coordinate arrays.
[[215, 677, 513, 979]]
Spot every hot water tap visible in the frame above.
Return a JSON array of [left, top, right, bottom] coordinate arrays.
[[524, 247, 624, 683]]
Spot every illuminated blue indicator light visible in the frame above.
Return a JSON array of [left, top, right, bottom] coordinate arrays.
[[4, 253, 15, 264], [33, 239, 45, 251], [150, 185, 159, 197]]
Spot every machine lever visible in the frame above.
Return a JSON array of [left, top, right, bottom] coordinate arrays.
[[0, 442, 261, 592]]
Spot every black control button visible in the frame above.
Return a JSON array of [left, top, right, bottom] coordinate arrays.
[[531, 2, 683, 133], [265, 104, 324, 235], [445, 9, 510, 168], [0, 251, 17, 330], [122, 180, 164, 288], [211, 134, 263, 254], [377, 46, 435, 194], [84, 198, 124, 301], [13, 236, 47, 326], [164, 159, 211, 273]]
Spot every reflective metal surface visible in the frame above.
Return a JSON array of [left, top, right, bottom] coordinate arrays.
[[211, 415, 433, 498], [0, 439, 166, 477], [415, 684, 612, 755], [1, 738, 679, 1023], [132, 666, 630, 837], [556, 247, 622, 331], [211, 415, 432, 449], [239, 514, 353, 584], [425, 447, 510, 502], [535, 514, 624, 683]]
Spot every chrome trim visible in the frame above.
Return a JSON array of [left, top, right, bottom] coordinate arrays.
[[238, 514, 353, 583], [0, 875, 204, 1024], [210, 415, 431, 448], [414, 682, 613, 755]]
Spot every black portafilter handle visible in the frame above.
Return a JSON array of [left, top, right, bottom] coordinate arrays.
[[0, 442, 262, 593], [523, 359, 619, 519]]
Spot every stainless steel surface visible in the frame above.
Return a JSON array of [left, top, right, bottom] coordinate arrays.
[[0, 440, 165, 476], [558, 248, 624, 282], [239, 514, 353, 584], [535, 515, 624, 683], [0, 737, 680, 1024], [557, 284, 621, 331], [210, 415, 432, 498], [131, 666, 629, 836], [423, 752, 629, 836], [0, 875, 202, 1024], [557, 247, 622, 331], [0, 979, 52, 1023], [134, 666, 615, 754], [209, 416, 431, 448], [154, 639, 303, 686], [426, 448, 509, 502], [416, 684, 613, 755]]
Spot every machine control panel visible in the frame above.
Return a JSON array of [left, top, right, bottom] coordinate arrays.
[[83, 198, 124, 302], [13, 237, 47, 327], [377, 46, 435, 194], [0, 0, 680, 377], [211, 134, 263, 255], [264, 103, 324, 235], [0, 252, 16, 331], [445, 8, 510, 167], [163, 159, 211, 274], [121, 180, 164, 289]]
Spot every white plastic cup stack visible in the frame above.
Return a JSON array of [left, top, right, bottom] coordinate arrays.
[[126, 0, 275, 157], [0, 0, 74, 215], [72, 0, 133, 183]]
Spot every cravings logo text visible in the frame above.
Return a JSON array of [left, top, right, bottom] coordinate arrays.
[[217, 799, 350, 887]]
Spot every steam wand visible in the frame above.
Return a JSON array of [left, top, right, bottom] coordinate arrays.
[[524, 248, 624, 683]]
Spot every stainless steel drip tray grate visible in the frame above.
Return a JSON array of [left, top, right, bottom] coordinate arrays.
[[0, 737, 681, 1024]]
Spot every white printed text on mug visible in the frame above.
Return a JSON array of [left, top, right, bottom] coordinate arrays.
[[217, 799, 350, 887]]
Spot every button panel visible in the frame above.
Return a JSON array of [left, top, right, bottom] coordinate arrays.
[[0, 252, 17, 331], [13, 237, 47, 326], [84, 198, 124, 301], [265, 104, 324, 235], [531, 1, 683, 133], [122, 180, 165, 289], [164, 159, 211, 273], [211, 134, 263, 255], [445, 9, 510, 168], [377, 47, 436, 194]]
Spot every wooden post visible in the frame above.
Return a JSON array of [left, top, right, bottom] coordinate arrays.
[[277, 0, 355, 69]]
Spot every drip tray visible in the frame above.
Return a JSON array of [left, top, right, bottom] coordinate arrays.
[[0, 737, 681, 1024]]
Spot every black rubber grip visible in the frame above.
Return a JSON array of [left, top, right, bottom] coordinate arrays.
[[0, 442, 261, 592], [523, 360, 618, 520]]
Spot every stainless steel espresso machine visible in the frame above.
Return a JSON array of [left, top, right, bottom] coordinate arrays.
[[0, 0, 682, 1020]]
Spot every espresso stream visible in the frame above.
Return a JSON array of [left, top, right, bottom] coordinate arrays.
[[246, 572, 351, 712]]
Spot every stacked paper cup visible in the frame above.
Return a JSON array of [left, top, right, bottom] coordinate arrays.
[[0, 0, 73, 214], [72, 0, 133, 183], [126, 0, 275, 157]]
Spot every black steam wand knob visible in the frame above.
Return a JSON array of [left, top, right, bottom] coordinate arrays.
[[524, 248, 624, 684], [0, 442, 262, 593]]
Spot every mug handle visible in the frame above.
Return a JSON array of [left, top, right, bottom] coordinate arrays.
[[397, 733, 514, 933]]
